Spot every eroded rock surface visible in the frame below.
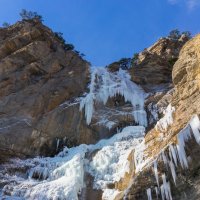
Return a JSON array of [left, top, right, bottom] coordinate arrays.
[[120, 34, 200, 200], [0, 19, 93, 160], [0, 19, 200, 200]]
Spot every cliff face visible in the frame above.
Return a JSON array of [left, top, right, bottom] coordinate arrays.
[[108, 34, 189, 92], [117, 34, 200, 200], [0, 20, 200, 200], [129, 35, 189, 92], [0, 19, 95, 161]]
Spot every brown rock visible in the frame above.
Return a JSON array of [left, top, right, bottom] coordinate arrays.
[[123, 34, 200, 200], [0, 20, 93, 160]]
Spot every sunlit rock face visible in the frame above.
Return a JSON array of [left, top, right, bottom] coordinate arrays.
[[1, 19, 200, 200], [123, 34, 200, 200], [108, 34, 189, 92], [0, 19, 92, 160]]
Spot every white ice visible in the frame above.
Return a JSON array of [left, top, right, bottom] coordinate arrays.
[[153, 160, 159, 187], [169, 144, 178, 167], [2, 126, 145, 200], [147, 188, 152, 200], [160, 174, 172, 200], [80, 67, 147, 125], [88, 126, 145, 190], [155, 104, 175, 131], [176, 125, 191, 169], [169, 160, 176, 184], [189, 114, 200, 144], [155, 186, 159, 199]]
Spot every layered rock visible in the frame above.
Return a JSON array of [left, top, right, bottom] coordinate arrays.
[[0, 19, 93, 161], [0, 19, 200, 200], [118, 34, 200, 200], [108, 34, 189, 92]]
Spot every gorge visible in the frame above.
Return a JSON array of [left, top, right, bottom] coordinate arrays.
[[0, 19, 200, 200]]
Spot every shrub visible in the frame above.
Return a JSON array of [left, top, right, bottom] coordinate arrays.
[[118, 58, 132, 69], [19, 9, 43, 22], [131, 53, 139, 65], [54, 32, 75, 51], [133, 53, 139, 60], [2, 22, 10, 28], [168, 57, 178, 66], [168, 29, 181, 40], [182, 31, 192, 39], [168, 29, 192, 40], [64, 44, 75, 51]]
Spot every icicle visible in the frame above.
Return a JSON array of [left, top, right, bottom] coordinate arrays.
[[29, 166, 49, 180], [56, 139, 60, 151], [80, 68, 147, 125], [79, 93, 94, 124], [155, 104, 175, 131], [155, 186, 159, 199], [176, 143, 188, 169], [176, 126, 191, 169], [153, 160, 159, 187], [160, 184, 165, 200], [169, 160, 176, 184], [161, 174, 173, 200], [133, 110, 148, 127], [169, 144, 178, 167], [161, 151, 168, 167], [189, 115, 200, 144], [63, 136, 67, 143], [147, 188, 152, 200]]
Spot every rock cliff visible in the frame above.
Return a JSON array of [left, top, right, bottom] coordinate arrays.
[[115, 34, 200, 200], [0, 19, 200, 200], [0, 19, 94, 161]]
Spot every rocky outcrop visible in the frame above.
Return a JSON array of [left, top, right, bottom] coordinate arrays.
[[108, 34, 189, 92], [0, 19, 94, 161], [119, 34, 200, 200], [0, 19, 200, 200]]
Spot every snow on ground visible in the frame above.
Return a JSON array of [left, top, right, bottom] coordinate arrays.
[[0, 126, 145, 200]]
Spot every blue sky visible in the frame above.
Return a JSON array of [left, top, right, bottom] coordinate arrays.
[[0, 0, 200, 66]]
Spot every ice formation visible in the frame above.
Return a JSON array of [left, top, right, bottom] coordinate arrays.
[[155, 186, 159, 198], [160, 174, 172, 200], [95, 118, 116, 130], [176, 121, 195, 169], [89, 126, 145, 190], [1, 126, 145, 200], [133, 139, 150, 173], [147, 188, 152, 200], [155, 104, 175, 131], [169, 144, 178, 167], [153, 160, 159, 187], [145, 114, 200, 200], [133, 110, 148, 127], [25, 154, 85, 200], [169, 160, 176, 184], [161, 150, 168, 166], [147, 102, 158, 124], [56, 138, 60, 151], [80, 67, 147, 126], [189, 114, 200, 144]]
